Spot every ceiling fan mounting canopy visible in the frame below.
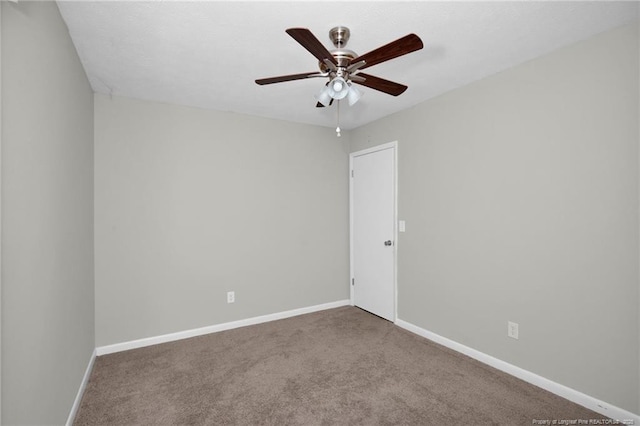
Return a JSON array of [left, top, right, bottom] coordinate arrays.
[[329, 26, 350, 48], [255, 25, 424, 106]]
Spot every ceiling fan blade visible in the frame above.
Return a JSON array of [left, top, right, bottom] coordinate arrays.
[[353, 73, 408, 96], [255, 72, 326, 85], [351, 34, 423, 70], [286, 28, 338, 66]]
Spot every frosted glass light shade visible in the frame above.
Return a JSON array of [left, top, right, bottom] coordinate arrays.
[[315, 86, 332, 107], [347, 84, 362, 106], [327, 77, 349, 100]]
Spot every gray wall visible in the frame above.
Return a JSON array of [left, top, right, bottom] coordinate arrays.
[[94, 94, 350, 347], [1, 2, 95, 424], [350, 23, 639, 413]]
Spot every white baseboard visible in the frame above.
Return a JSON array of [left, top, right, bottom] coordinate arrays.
[[96, 299, 351, 356], [66, 348, 97, 426], [395, 319, 640, 423]]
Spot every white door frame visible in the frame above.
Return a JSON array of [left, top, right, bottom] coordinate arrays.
[[349, 141, 398, 322]]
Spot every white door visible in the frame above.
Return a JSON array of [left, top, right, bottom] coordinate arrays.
[[350, 143, 396, 321]]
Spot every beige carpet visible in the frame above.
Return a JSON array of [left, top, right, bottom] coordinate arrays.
[[74, 306, 607, 425]]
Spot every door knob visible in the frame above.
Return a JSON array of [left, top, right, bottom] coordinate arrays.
[[384, 240, 392, 246]]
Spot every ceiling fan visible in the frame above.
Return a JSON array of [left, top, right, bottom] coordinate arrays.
[[255, 26, 423, 108]]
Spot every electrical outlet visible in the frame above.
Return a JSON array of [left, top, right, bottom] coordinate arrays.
[[227, 291, 235, 304], [508, 321, 519, 339]]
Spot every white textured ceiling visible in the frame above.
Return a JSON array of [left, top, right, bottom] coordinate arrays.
[[56, 1, 638, 130]]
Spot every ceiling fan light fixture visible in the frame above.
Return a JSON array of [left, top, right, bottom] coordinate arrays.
[[328, 76, 350, 100]]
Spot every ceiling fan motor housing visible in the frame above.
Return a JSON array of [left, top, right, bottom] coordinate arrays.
[[319, 48, 357, 71]]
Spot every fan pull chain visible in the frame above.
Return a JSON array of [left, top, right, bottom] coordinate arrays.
[[336, 100, 341, 137]]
